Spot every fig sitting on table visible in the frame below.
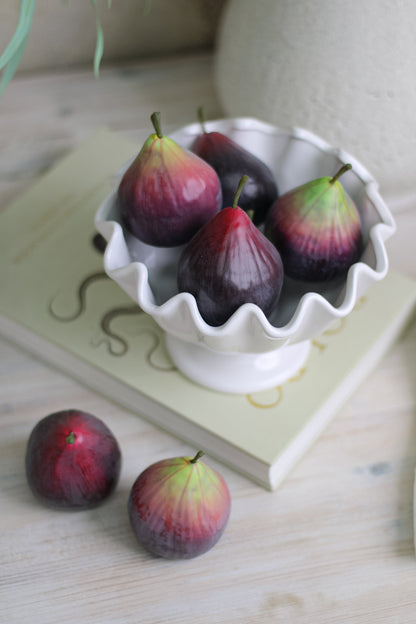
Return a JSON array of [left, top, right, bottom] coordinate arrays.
[[118, 111, 222, 247], [25, 409, 121, 510], [128, 451, 231, 559]]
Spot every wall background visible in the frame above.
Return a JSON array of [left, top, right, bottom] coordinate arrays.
[[0, 0, 226, 74]]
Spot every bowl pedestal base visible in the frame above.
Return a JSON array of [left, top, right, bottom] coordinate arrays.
[[164, 334, 311, 394]]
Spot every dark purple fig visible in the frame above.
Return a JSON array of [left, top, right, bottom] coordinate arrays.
[[128, 451, 231, 560], [118, 112, 222, 247], [25, 409, 121, 510], [266, 164, 362, 282], [191, 107, 278, 225], [177, 175, 284, 326]]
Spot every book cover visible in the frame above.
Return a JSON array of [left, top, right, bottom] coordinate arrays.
[[1, 129, 415, 490]]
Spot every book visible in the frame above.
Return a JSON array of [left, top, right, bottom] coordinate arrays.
[[1, 129, 415, 490]]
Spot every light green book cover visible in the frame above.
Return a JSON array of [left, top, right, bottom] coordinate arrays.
[[1, 129, 415, 490]]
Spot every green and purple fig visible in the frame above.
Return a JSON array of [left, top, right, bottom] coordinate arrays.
[[128, 451, 231, 560], [177, 175, 284, 326], [118, 112, 222, 247], [192, 107, 278, 225], [266, 164, 362, 282]]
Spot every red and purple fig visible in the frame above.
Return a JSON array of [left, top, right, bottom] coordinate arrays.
[[128, 451, 231, 559], [266, 164, 362, 282], [192, 107, 278, 225], [118, 111, 222, 247], [25, 409, 121, 510], [177, 175, 284, 326]]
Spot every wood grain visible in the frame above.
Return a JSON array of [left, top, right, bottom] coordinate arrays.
[[0, 52, 416, 624]]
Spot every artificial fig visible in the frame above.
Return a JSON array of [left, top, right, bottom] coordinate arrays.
[[128, 451, 231, 559], [177, 175, 284, 326], [118, 111, 222, 247], [266, 164, 362, 281], [192, 107, 278, 224]]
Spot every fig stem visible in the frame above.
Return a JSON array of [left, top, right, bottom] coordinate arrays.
[[151, 112, 163, 139], [66, 432, 75, 444], [330, 163, 352, 184], [190, 450, 205, 464], [233, 175, 249, 209], [197, 106, 207, 133]]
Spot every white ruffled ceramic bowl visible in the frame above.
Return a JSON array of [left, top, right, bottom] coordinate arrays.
[[95, 118, 396, 393]]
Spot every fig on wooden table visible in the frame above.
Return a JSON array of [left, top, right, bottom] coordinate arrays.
[[118, 111, 222, 247], [265, 164, 362, 282], [177, 175, 284, 326], [192, 107, 278, 225], [128, 451, 231, 559], [25, 409, 121, 510]]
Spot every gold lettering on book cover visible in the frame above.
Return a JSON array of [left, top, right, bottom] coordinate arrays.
[[48, 233, 176, 372], [245, 295, 368, 408]]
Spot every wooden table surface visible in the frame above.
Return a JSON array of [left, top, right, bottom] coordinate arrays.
[[1, 52, 416, 624]]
